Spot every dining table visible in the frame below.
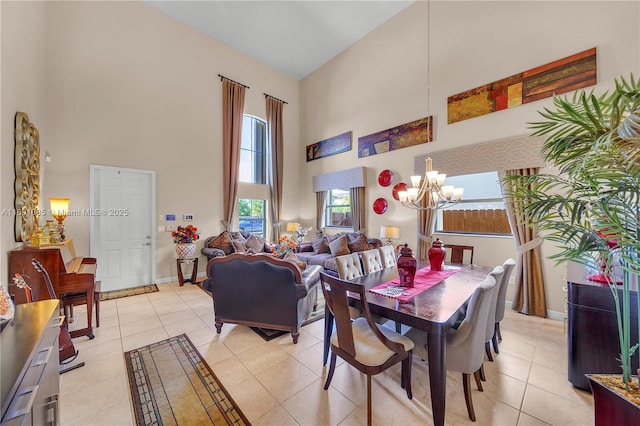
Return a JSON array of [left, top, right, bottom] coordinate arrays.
[[322, 263, 492, 426]]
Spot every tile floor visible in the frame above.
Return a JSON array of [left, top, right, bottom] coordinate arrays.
[[59, 281, 594, 425]]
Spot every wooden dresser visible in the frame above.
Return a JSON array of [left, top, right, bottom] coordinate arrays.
[[1, 300, 61, 425], [566, 261, 639, 391]]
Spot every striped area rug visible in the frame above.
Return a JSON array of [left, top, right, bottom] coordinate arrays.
[[124, 334, 249, 425]]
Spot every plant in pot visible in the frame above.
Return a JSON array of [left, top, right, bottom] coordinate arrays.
[[502, 75, 640, 424]]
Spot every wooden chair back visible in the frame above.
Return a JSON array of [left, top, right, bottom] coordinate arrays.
[[445, 244, 474, 265]]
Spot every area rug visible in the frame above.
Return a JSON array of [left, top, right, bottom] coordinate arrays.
[[124, 333, 249, 426], [100, 284, 158, 301]]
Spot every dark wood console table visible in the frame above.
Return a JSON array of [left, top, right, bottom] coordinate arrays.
[[566, 261, 639, 391]]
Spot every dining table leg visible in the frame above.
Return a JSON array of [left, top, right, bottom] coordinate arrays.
[[426, 331, 447, 426], [323, 304, 334, 365]]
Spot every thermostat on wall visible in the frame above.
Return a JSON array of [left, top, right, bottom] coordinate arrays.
[[184, 214, 194, 221]]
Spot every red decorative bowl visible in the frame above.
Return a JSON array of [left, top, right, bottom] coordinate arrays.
[[378, 170, 393, 187], [373, 198, 388, 214]]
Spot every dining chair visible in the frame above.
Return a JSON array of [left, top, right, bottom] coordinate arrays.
[[405, 272, 498, 422], [361, 248, 384, 274], [492, 258, 516, 353], [483, 266, 506, 362], [320, 272, 414, 426], [445, 244, 474, 265], [378, 245, 397, 268], [335, 253, 364, 280]]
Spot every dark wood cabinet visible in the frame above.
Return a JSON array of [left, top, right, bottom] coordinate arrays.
[[1, 300, 61, 425], [566, 262, 639, 391]]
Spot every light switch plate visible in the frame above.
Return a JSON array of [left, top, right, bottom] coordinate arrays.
[[184, 214, 194, 221]]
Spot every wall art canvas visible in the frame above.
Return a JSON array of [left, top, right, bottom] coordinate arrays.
[[447, 47, 597, 124], [306, 131, 352, 162], [358, 116, 433, 158]]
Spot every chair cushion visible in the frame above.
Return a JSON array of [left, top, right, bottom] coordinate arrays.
[[331, 317, 414, 366], [207, 231, 234, 255], [329, 235, 350, 257]]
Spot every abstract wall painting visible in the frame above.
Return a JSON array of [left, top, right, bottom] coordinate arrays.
[[306, 131, 352, 162], [447, 47, 597, 124], [358, 116, 433, 158]]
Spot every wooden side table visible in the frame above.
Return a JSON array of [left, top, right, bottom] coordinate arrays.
[[176, 257, 198, 286]]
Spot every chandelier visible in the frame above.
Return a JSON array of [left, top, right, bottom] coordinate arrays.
[[398, 157, 463, 210]]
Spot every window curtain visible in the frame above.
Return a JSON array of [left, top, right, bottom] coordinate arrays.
[[221, 79, 246, 230], [315, 191, 326, 233], [417, 196, 437, 259], [500, 168, 547, 317], [349, 187, 365, 232], [266, 97, 284, 242]]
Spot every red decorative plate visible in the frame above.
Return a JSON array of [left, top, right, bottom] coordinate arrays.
[[373, 197, 388, 214], [392, 182, 408, 200], [378, 170, 393, 187]]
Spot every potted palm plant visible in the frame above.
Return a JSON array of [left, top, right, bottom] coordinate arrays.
[[503, 75, 640, 424]]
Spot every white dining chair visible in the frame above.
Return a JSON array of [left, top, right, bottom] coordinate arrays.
[[361, 249, 384, 274], [378, 245, 397, 268]]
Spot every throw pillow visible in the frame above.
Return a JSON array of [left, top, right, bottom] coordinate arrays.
[[329, 235, 350, 257], [348, 234, 371, 252], [312, 236, 330, 254], [232, 239, 246, 253], [230, 231, 246, 243], [207, 231, 234, 255], [283, 250, 307, 270], [245, 234, 265, 252]]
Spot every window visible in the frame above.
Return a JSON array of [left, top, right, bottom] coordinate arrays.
[[324, 189, 352, 227], [435, 171, 511, 235], [239, 115, 266, 184], [238, 199, 265, 236]]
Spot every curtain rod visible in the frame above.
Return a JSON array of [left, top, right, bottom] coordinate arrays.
[[264, 93, 288, 104], [218, 74, 250, 89]]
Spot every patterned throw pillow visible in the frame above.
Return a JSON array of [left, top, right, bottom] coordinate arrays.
[[245, 234, 265, 252], [312, 236, 330, 254], [283, 250, 306, 270], [348, 234, 371, 252], [207, 231, 234, 255], [329, 235, 350, 257]]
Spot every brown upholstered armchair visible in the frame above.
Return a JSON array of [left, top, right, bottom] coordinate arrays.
[[203, 253, 322, 343]]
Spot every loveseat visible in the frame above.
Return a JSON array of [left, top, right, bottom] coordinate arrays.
[[295, 231, 382, 275], [203, 253, 322, 343], [201, 230, 271, 260]]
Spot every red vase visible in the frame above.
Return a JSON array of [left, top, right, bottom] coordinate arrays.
[[428, 238, 446, 271], [397, 244, 417, 287]]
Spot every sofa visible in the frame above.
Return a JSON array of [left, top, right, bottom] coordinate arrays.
[[203, 253, 322, 343], [201, 230, 272, 261], [295, 231, 382, 275]]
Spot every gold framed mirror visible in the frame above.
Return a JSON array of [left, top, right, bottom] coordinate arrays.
[[14, 112, 41, 242]]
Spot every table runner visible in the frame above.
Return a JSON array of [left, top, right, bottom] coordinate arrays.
[[369, 266, 460, 301]]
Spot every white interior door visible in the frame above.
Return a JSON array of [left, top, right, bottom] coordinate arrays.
[[90, 165, 155, 291]]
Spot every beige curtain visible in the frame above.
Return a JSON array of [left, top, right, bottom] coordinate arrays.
[[266, 97, 284, 241], [349, 187, 365, 232], [315, 191, 326, 233], [501, 168, 547, 317], [417, 195, 437, 259], [221, 79, 246, 230]]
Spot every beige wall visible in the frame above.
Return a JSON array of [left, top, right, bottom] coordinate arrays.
[[2, 1, 639, 316], [1, 1, 301, 282], [299, 1, 640, 316]]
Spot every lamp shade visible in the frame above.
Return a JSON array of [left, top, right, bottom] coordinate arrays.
[[49, 197, 70, 218], [286, 222, 300, 232], [379, 226, 400, 239]]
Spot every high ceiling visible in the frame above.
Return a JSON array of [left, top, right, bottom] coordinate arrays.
[[143, 1, 414, 80]]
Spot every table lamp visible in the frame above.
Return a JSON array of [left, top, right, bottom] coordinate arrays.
[[379, 225, 400, 245], [286, 222, 300, 233], [49, 197, 70, 241]]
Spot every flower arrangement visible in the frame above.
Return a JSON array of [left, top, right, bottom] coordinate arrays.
[[172, 225, 200, 244], [293, 226, 313, 244], [272, 234, 297, 257]]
